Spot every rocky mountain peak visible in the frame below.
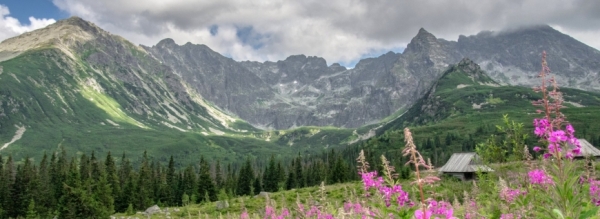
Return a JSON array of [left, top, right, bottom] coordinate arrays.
[[413, 28, 437, 43], [449, 58, 496, 85], [457, 58, 485, 74], [284, 54, 307, 61], [0, 16, 108, 61], [156, 38, 177, 47], [456, 58, 481, 73], [56, 16, 103, 34], [417, 27, 434, 37], [403, 27, 446, 57], [282, 54, 327, 66]]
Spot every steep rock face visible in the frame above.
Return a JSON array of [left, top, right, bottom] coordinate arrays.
[[142, 39, 273, 123], [146, 29, 456, 129], [146, 24, 600, 129], [455, 25, 600, 91]]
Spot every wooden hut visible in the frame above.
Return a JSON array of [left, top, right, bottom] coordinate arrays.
[[438, 152, 493, 181]]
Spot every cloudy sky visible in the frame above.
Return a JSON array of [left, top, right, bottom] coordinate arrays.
[[1, 0, 599, 67]]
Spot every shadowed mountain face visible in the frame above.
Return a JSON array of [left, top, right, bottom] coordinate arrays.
[[145, 25, 600, 129]]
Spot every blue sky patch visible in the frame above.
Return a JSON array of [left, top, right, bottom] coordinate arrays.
[[235, 26, 269, 50], [209, 25, 218, 36], [1, 0, 66, 24]]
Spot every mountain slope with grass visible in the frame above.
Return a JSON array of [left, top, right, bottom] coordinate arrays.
[[0, 17, 356, 164], [354, 58, 600, 166]]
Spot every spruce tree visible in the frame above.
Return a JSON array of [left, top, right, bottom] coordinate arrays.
[[58, 158, 109, 218], [236, 158, 254, 196], [214, 160, 223, 189], [294, 156, 304, 188], [1, 156, 14, 218], [181, 165, 197, 202], [37, 153, 53, 217], [0, 155, 4, 218], [25, 199, 37, 219], [197, 157, 217, 202], [135, 151, 153, 209], [104, 152, 121, 212], [115, 153, 132, 212], [253, 175, 262, 195], [285, 170, 296, 190], [276, 161, 284, 188], [262, 155, 278, 192], [165, 156, 177, 206], [8, 165, 25, 218], [79, 154, 90, 182], [91, 155, 115, 216]]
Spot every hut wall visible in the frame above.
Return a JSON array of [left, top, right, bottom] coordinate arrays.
[[445, 172, 465, 181]]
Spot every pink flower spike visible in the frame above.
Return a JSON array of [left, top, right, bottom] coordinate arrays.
[[240, 211, 249, 219], [533, 146, 541, 152], [566, 124, 575, 134], [566, 152, 574, 159], [414, 209, 432, 219], [573, 148, 581, 155]]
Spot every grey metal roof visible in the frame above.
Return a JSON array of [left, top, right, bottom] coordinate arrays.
[[438, 152, 493, 173], [573, 139, 600, 157]]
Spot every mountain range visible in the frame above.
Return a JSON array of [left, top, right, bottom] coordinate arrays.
[[0, 16, 599, 163], [144, 24, 600, 130]]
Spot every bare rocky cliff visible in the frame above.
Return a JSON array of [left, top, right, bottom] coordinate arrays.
[[144, 25, 600, 130], [145, 29, 453, 129]]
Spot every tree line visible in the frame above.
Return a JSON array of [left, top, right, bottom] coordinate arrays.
[[0, 148, 357, 218]]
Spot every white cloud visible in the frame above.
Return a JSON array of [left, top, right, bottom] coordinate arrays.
[[49, 0, 600, 66], [0, 5, 56, 42]]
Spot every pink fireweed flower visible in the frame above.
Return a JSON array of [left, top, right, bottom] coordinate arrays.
[[528, 169, 554, 187], [264, 206, 290, 219], [549, 130, 567, 143], [533, 118, 550, 137], [305, 206, 335, 219], [393, 185, 411, 207], [500, 188, 526, 203], [343, 201, 378, 218], [414, 209, 432, 219], [241, 210, 249, 219], [566, 124, 575, 135], [360, 171, 414, 208], [547, 142, 562, 154], [535, 120, 581, 159], [280, 209, 290, 218], [414, 200, 457, 219], [500, 214, 521, 219], [361, 171, 383, 192], [590, 180, 600, 206]]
